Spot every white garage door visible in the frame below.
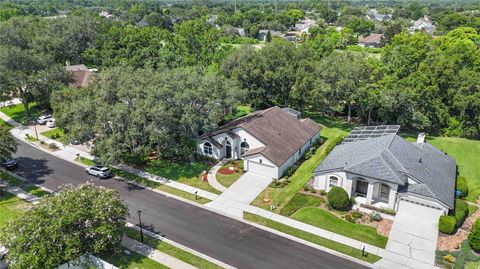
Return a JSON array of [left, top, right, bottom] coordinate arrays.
[[398, 198, 445, 219], [247, 161, 276, 178]]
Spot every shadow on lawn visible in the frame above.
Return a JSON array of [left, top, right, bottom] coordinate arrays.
[[145, 160, 209, 181]]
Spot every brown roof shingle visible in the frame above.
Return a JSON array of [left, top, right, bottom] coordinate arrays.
[[202, 106, 321, 166]]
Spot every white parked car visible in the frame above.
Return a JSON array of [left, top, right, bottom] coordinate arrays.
[[85, 166, 112, 178], [37, 114, 52, 124], [46, 119, 56, 128]]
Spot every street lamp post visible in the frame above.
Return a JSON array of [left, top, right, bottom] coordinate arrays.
[[137, 210, 144, 243]]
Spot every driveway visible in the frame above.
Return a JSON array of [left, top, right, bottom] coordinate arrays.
[[206, 172, 272, 218], [376, 200, 443, 269]]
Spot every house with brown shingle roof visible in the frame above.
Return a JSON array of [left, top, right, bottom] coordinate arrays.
[[358, 33, 383, 48], [197, 106, 321, 179], [64, 63, 93, 88]]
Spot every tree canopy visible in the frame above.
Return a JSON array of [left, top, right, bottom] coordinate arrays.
[[0, 183, 129, 269]]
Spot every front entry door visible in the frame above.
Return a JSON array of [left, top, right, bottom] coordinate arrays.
[[225, 141, 232, 159], [356, 180, 368, 197]]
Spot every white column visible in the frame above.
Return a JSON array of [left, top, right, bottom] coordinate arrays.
[[366, 183, 374, 205], [388, 187, 397, 209]]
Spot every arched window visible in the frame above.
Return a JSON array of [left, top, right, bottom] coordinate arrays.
[[379, 183, 390, 200], [203, 142, 213, 155], [240, 141, 250, 155], [329, 176, 339, 187]]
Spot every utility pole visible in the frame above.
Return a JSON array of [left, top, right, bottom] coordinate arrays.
[[137, 210, 144, 243]]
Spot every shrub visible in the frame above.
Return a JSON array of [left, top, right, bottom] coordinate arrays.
[[351, 211, 363, 220], [303, 185, 309, 191], [439, 215, 457, 235], [443, 254, 455, 263], [319, 190, 327, 196], [456, 176, 469, 198], [287, 167, 296, 177], [452, 199, 469, 227], [327, 187, 350, 211], [344, 214, 355, 223], [48, 143, 59, 150], [369, 211, 382, 221], [310, 187, 317, 193], [40, 140, 46, 145], [304, 151, 312, 160], [469, 219, 480, 251]]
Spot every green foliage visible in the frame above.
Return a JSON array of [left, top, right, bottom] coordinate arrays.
[[439, 215, 457, 235], [345, 16, 375, 35], [327, 186, 350, 211], [457, 176, 469, 198], [369, 211, 382, 221], [469, 219, 480, 251], [0, 125, 17, 161], [451, 199, 469, 228], [0, 183, 129, 269]]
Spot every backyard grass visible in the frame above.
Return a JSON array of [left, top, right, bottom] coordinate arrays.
[[0, 191, 30, 228], [244, 212, 381, 264], [291, 207, 388, 248], [125, 228, 223, 269], [145, 160, 220, 194], [0, 102, 43, 125], [41, 128, 69, 144], [101, 247, 169, 269], [404, 135, 480, 202], [251, 114, 350, 211], [279, 193, 324, 216], [215, 160, 244, 188]]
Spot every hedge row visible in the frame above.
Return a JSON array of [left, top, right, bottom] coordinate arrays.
[[439, 199, 469, 234]]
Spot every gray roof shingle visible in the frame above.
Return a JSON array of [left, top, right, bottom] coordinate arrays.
[[314, 134, 456, 208]]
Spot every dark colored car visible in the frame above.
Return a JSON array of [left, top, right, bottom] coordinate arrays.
[[1, 159, 17, 170]]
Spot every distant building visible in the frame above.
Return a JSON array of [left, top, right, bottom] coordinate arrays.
[[292, 18, 317, 33], [99, 11, 114, 19], [409, 15, 436, 35], [365, 9, 392, 22], [257, 30, 284, 41], [64, 63, 94, 88], [358, 33, 383, 48]]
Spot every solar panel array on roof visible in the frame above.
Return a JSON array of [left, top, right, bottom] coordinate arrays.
[[342, 125, 401, 143]]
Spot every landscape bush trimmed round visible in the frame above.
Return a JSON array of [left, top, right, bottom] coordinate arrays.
[[453, 199, 469, 227], [327, 186, 350, 211], [456, 176, 469, 198], [439, 215, 457, 235], [469, 219, 480, 251]]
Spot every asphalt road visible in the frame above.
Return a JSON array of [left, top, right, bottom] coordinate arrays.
[[12, 140, 370, 269]]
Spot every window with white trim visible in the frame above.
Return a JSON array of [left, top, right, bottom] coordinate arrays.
[[203, 142, 213, 155], [240, 141, 250, 155], [329, 176, 339, 187]]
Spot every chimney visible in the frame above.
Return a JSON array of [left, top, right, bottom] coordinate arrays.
[[417, 133, 425, 144]]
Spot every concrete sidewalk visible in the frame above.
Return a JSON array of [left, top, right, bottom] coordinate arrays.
[[206, 161, 227, 192], [122, 237, 197, 269]]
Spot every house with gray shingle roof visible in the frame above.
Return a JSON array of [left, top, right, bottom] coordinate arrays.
[[313, 130, 456, 214], [197, 106, 321, 179]]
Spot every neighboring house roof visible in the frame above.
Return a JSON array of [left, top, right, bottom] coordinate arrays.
[[293, 18, 316, 31], [65, 64, 92, 88], [200, 106, 321, 166], [359, 33, 383, 44], [314, 134, 456, 208]]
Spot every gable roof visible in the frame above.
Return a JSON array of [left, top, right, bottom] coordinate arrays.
[[201, 106, 321, 166], [65, 64, 92, 87], [314, 134, 456, 208], [359, 33, 383, 44]]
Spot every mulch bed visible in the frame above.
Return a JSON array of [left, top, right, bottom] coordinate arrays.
[[218, 167, 235, 175]]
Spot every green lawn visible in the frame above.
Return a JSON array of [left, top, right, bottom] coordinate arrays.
[[244, 212, 381, 264], [101, 247, 169, 269], [0, 102, 43, 125], [215, 160, 244, 188], [0, 191, 30, 228], [404, 135, 480, 202], [291, 207, 388, 248], [465, 261, 480, 269], [252, 114, 349, 211], [0, 170, 23, 186], [279, 193, 324, 216], [145, 160, 220, 194], [75, 156, 96, 166], [125, 228, 223, 269], [468, 203, 478, 217], [41, 128, 69, 144], [0, 118, 12, 129], [23, 185, 50, 197]]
